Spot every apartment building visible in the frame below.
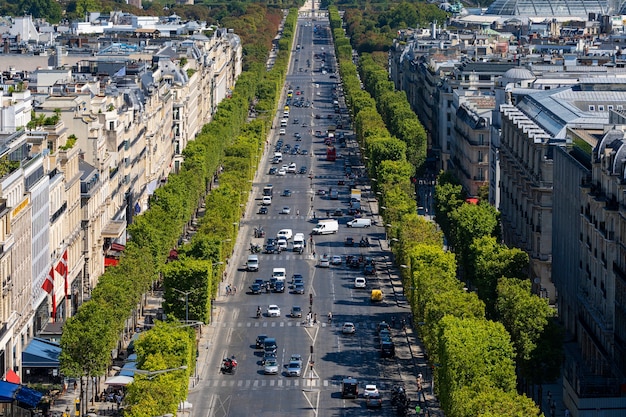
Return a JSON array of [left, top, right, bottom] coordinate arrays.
[[390, 16, 626, 413], [552, 121, 626, 415], [0, 16, 243, 382]]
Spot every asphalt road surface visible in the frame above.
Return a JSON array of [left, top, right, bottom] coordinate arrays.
[[188, 9, 412, 417]]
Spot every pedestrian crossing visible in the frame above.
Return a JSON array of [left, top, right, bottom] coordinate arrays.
[[205, 378, 396, 389], [214, 320, 397, 330], [240, 253, 316, 260]]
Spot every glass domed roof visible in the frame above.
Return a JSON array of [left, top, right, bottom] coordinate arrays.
[[485, 0, 614, 17]]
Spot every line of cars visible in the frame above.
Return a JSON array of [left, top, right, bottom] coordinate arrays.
[[255, 335, 303, 377]]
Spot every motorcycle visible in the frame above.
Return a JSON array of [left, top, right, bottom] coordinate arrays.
[[256, 308, 262, 318], [359, 237, 369, 247], [250, 243, 261, 253], [220, 356, 238, 374]]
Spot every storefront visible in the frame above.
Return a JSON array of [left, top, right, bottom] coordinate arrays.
[[21, 339, 61, 384]]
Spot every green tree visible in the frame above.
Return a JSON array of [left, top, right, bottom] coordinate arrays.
[[59, 302, 116, 409], [469, 236, 529, 316], [162, 258, 212, 324], [18, 0, 62, 23], [437, 316, 516, 414], [449, 202, 500, 280]]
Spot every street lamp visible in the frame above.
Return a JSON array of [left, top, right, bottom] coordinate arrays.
[[171, 288, 191, 324]]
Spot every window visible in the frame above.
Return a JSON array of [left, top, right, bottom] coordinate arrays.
[[598, 105, 604, 111], [618, 105, 623, 110], [608, 105, 614, 110], [477, 151, 483, 162], [589, 105, 595, 111], [478, 133, 485, 145]]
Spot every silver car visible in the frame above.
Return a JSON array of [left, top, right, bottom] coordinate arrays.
[[286, 360, 302, 377], [264, 359, 279, 375]]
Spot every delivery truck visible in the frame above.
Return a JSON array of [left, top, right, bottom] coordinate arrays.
[[312, 219, 339, 235]]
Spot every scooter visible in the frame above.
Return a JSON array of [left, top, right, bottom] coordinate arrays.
[[256, 308, 262, 318], [220, 356, 238, 374]]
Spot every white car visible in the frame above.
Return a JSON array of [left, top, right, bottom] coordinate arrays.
[[318, 254, 330, 267], [277, 167, 287, 176], [276, 229, 293, 240], [262, 196, 272, 205], [364, 385, 379, 398], [277, 238, 288, 250], [279, 128, 286, 135], [331, 255, 342, 265], [267, 305, 281, 317], [281, 206, 291, 214], [354, 277, 367, 289], [287, 163, 297, 173], [342, 322, 356, 334]]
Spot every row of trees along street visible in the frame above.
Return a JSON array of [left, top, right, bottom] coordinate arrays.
[[329, 6, 561, 417], [58, 5, 299, 416]]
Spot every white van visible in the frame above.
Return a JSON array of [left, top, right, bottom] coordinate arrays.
[[312, 219, 339, 235], [274, 152, 283, 163], [347, 218, 372, 228], [272, 267, 286, 282], [293, 233, 306, 252], [246, 255, 259, 272], [277, 229, 293, 240]]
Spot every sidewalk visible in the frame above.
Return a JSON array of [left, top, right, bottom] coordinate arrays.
[[366, 192, 443, 416]]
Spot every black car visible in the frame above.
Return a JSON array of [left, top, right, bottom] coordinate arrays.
[[274, 281, 285, 293], [256, 334, 268, 349], [249, 283, 263, 294], [293, 283, 305, 294], [258, 206, 268, 215], [298, 166, 307, 174], [332, 209, 343, 216], [345, 237, 355, 247], [265, 244, 280, 254], [364, 264, 376, 276], [269, 167, 277, 175], [282, 189, 292, 197]]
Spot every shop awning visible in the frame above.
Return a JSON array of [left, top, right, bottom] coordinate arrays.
[[104, 257, 119, 267], [0, 381, 43, 408], [22, 338, 61, 368], [102, 220, 126, 238], [119, 361, 137, 377]]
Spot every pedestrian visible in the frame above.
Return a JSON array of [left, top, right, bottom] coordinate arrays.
[[226, 285, 231, 295], [313, 251, 316, 257], [314, 313, 317, 324], [313, 211, 316, 219], [233, 286, 237, 294], [73, 381, 77, 392], [296, 209, 300, 216]]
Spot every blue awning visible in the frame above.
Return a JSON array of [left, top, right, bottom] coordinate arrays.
[[119, 361, 137, 377], [0, 381, 43, 408], [22, 338, 61, 368]]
